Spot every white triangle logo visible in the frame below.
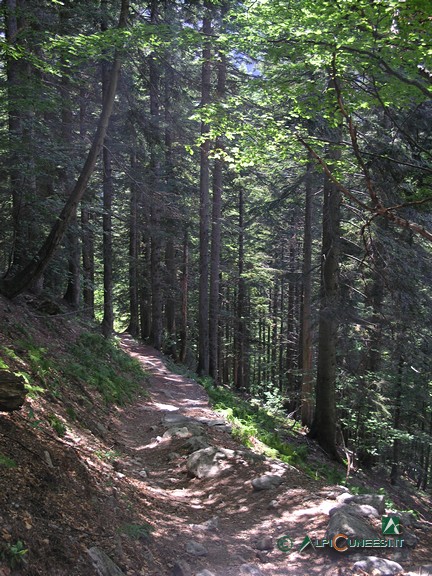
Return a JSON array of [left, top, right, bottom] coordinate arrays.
[[383, 517, 401, 535]]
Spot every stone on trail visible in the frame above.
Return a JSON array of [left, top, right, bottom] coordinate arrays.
[[196, 417, 232, 432], [344, 494, 386, 514], [326, 507, 378, 541], [87, 547, 126, 576], [353, 556, 403, 576], [255, 536, 273, 551], [197, 417, 226, 427], [251, 475, 283, 491], [163, 426, 193, 439], [163, 413, 189, 426], [185, 540, 208, 557], [336, 491, 354, 504], [43, 450, 54, 468], [186, 446, 231, 479], [183, 435, 210, 453], [329, 502, 380, 519], [196, 571, 215, 576], [171, 560, 192, 576], [240, 564, 265, 576], [191, 516, 219, 532]]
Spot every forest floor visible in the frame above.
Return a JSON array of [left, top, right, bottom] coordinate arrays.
[[0, 297, 432, 575]]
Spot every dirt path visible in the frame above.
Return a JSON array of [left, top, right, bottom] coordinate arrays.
[[112, 335, 359, 576]]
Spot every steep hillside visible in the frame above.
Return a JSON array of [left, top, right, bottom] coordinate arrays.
[[0, 294, 153, 575]]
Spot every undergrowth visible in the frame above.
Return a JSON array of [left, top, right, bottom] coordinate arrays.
[[63, 333, 147, 404], [198, 377, 308, 467], [0, 329, 148, 406]]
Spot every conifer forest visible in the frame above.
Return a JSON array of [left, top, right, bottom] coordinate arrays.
[[1, 0, 432, 489]]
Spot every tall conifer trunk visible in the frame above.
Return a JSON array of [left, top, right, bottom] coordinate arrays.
[[60, 4, 80, 308], [164, 62, 177, 359], [4, 0, 31, 274], [101, 0, 114, 337], [79, 87, 95, 318], [209, 47, 227, 383], [301, 162, 314, 426], [234, 188, 247, 389], [81, 205, 95, 318], [309, 119, 342, 460], [197, 2, 212, 376], [149, 0, 163, 350], [179, 230, 189, 364], [128, 145, 140, 337]]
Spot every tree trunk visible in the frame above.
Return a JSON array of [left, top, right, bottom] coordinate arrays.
[[81, 206, 95, 318], [301, 162, 314, 427], [197, 3, 212, 376], [163, 63, 177, 359], [234, 188, 247, 389], [209, 49, 226, 383], [140, 235, 152, 340], [309, 121, 342, 461], [63, 218, 81, 308], [80, 89, 95, 318], [101, 134, 114, 337], [390, 355, 404, 485], [179, 230, 189, 364], [100, 0, 114, 337], [0, 0, 129, 299], [149, 0, 163, 350], [60, 10, 80, 308], [165, 239, 177, 359], [4, 0, 33, 275], [271, 273, 278, 385], [127, 146, 140, 337]]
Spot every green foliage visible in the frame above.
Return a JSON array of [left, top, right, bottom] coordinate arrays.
[[311, 463, 345, 485], [18, 371, 45, 398], [65, 406, 77, 421], [0, 540, 28, 569], [0, 453, 17, 468], [200, 379, 308, 467], [25, 408, 43, 430], [48, 414, 66, 437], [95, 449, 121, 462], [63, 333, 147, 405], [347, 485, 396, 510], [120, 523, 153, 541]]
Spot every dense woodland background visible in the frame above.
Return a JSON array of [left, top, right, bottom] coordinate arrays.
[[0, 0, 431, 488]]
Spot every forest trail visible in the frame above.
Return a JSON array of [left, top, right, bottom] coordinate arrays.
[[114, 334, 356, 576]]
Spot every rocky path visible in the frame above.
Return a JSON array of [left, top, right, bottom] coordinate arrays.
[[111, 335, 431, 576]]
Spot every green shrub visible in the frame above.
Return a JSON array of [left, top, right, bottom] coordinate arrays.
[[1, 540, 28, 568], [0, 453, 17, 468], [48, 415, 67, 437], [64, 333, 147, 404], [120, 523, 153, 541], [199, 380, 309, 468]]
